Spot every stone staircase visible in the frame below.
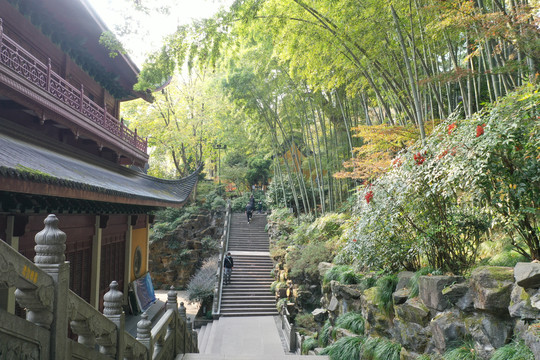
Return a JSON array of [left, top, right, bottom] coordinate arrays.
[[220, 213, 277, 317], [178, 213, 329, 360]]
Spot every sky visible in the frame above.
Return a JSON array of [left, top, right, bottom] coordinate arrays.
[[88, 0, 233, 66]]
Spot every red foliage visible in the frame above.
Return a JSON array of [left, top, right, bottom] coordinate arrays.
[[365, 191, 374, 204], [476, 123, 486, 137], [448, 122, 457, 135], [413, 152, 426, 165]]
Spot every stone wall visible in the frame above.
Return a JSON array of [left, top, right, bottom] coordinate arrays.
[[149, 210, 224, 289], [315, 262, 540, 359]]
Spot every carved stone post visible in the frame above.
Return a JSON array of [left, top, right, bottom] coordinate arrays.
[[137, 312, 152, 358], [34, 214, 69, 360], [166, 286, 178, 352], [178, 302, 187, 321], [167, 286, 178, 311], [101, 280, 124, 358]]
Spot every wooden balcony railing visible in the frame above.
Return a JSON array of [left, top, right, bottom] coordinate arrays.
[[0, 19, 147, 153]]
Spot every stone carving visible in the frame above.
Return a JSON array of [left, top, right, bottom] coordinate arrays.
[[103, 281, 123, 316], [70, 318, 96, 347], [0, 332, 40, 359], [137, 312, 152, 341], [14, 288, 53, 329], [34, 214, 66, 265], [0, 251, 18, 287]]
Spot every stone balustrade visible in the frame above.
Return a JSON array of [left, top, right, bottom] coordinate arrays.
[[212, 200, 232, 318], [0, 214, 198, 359]]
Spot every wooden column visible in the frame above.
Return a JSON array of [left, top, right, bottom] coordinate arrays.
[[90, 215, 102, 308]]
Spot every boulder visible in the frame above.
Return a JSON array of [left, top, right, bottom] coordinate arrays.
[[509, 285, 540, 320], [442, 282, 469, 306], [464, 312, 513, 359], [361, 287, 391, 337], [328, 295, 339, 312], [392, 288, 410, 306], [393, 318, 430, 353], [419, 275, 465, 311], [318, 262, 334, 278], [331, 282, 363, 300], [471, 266, 514, 312], [395, 297, 431, 327], [516, 320, 540, 360], [514, 262, 540, 289], [430, 309, 466, 353], [396, 271, 414, 292], [312, 308, 328, 323], [531, 289, 540, 310]]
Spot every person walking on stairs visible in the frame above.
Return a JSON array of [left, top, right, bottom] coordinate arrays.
[[246, 202, 253, 223], [224, 252, 234, 285]]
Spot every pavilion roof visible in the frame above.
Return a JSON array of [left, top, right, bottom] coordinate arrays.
[[0, 132, 200, 208]]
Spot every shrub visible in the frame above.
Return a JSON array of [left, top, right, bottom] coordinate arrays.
[[442, 340, 481, 360], [276, 298, 287, 312], [270, 281, 287, 294], [376, 274, 398, 315], [301, 337, 319, 355], [294, 313, 317, 332], [319, 320, 333, 347], [360, 337, 381, 359], [211, 196, 226, 211], [186, 256, 218, 304], [490, 339, 534, 360], [373, 338, 401, 360], [320, 336, 364, 360], [286, 242, 334, 284], [334, 312, 365, 335], [323, 265, 350, 285]]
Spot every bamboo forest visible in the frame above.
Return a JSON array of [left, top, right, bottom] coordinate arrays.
[[119, 0, 539, 358]]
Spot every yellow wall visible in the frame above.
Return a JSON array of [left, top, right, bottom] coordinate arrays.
[[130, 227, 148, 282]]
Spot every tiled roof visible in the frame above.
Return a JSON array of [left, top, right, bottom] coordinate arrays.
[[0, 132, 200, 207]]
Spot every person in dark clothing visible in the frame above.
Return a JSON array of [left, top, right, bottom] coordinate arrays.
[[224, 252, 234, 285], [246, 202, 253, 223], [249, 194, 255, 209], [257, 200, 263, 214]]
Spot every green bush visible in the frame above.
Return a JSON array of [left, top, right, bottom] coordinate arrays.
[[276, 298, 287, 312], [334, 312, 365, 336], [294, 313, 317, 332], [319, 320, 333, 347], [487, 245, 530, 267], [443, 341, 481, 360], [490, 339, 534, 360], [320, 336, 364, 360], [323, 265, 350, 285], [270, 281, 287, 294], [360, 337, 381, 359], [286, 242, 334, 284], [376, 274, 398, 315], [301, 337, 319, 355], [373, 338, 401, 360]]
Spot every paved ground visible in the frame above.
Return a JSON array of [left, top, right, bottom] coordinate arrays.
[[155, 289, 199, 322], [181, 316, 326, 360]]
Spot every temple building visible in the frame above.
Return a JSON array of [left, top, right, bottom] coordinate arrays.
[[0, 0, 199, 314]]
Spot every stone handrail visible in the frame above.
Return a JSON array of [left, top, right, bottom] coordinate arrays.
[[212, 200, 232, 317], [0, 18, 147, 153], [279, 303, 298, 353], [150, 308, 176, 359], [0, 214, 198, 359]]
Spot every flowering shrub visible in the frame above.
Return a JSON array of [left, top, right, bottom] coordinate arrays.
[[342, 85, 539, 272]]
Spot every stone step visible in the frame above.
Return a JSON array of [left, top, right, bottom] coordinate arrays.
[[199, 322, 213, 354], [203, 319, 219, 354], [221, 300, 276, 307], [220, 310, 278, 317]]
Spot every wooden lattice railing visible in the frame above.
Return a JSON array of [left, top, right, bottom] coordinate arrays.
[[0, 18, 147, 153]]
